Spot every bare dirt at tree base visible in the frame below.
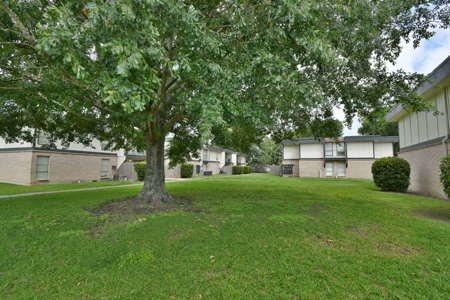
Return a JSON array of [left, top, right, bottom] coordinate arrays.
[[84, 196, 207, 216], [412, 209, 450, 223]]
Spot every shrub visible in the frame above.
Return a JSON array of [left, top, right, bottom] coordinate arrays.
[[243, 166, 251, 174], [133, 162, 146, 181], [371, 157, 410, 192], [181, 164, 194, 178], [439, 155, 450, 198], [247, 166, 252, 174], [232, 165, 244, 175]]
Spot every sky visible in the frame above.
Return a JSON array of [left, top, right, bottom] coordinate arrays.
[[334, 28, 450, 136]]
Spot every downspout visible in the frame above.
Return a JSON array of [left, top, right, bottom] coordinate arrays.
[[443, 87, 449, 155]]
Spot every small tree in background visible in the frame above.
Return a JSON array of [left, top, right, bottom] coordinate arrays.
[[133, 162, 147, 181], [439, 155, 450, 198], [180, 164, 194, 178], [372, 157, 410, 192]]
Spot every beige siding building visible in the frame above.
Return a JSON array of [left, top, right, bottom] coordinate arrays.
[[164, 146, 247, 178], [281, 136, 397, 179], [0, 131, 119, 185], [387, 55, 450, 199]]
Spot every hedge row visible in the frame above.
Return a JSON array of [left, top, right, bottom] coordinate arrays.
[[232, 165, 252, 175]]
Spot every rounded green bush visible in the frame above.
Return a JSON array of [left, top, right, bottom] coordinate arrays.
[[243, 166, 251, 174], [232, 165, 244, 175], [133, 162, 147, 181], [181, 164, 194, 178], [439, 155, 450, 198], [371, 157, 410, 192]]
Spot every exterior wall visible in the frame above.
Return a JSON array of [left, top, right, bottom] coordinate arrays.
[[399, 143, 447, 199], [231, 153, 237, 165], [0, 151, 33, 185], [204, 161, 221, 174], [345, 160, 375, 179], [398, 87, 450, 148], [347, 142, 374, 158], [284, 145, 300, 159], [0, 139, 33, 149], [29, 150, 118, 184], [300, 144, 323, 158], [299, 160, 323, 178], [281, 160, 299, 177], [374, 143, 393, 158]]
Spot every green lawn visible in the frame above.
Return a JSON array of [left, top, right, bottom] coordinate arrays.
[[0, 181, 143, 196], [2, 174, 450, 299]]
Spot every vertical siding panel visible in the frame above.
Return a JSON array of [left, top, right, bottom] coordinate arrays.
[[404, 114, 412, 147], [436, 91, 447, 137], [427, 97, 439, 140], [398, 118, 405, 148], [418, 111, 428, 143], [410, 112, 419, 145]]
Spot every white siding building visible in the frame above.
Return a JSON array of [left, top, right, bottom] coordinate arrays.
[[387, 55, 450, 198], [281, 136, 397, 179]]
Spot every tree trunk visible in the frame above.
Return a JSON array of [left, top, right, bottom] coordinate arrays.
[[136, 133, 172, 206]]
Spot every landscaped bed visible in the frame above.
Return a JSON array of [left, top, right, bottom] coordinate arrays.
[[1, 173, 450, 298]]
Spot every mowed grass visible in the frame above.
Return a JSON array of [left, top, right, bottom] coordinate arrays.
[[1, 174, 450, 299], [0, 181, 143, 196]]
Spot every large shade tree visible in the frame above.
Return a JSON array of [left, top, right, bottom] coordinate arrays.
[[1, 0, 449, 205]]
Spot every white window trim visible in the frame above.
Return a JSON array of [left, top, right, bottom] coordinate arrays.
[[36, 156, 50, 180], [37, 132, 50, 145], [101, 159, 110, 178], [325, 143, 333, 157], [325, 162, 333, 177], [337, 162, 346, 176], [336, 143, 345, 157]]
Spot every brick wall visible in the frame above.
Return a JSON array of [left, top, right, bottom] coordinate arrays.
[[0, 151, 33, 185], [399, 143, 447, 199]]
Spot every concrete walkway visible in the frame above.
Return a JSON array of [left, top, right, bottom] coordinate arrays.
[[0, 178, 199, 199]]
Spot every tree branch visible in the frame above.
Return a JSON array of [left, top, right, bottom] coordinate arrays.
[[0, 41, 36, 49], [162, 107, 193, 135], [0, 3, 37, 46]]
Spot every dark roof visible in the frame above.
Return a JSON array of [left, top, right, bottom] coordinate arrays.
[[386, 54, 450, 122], [281, 136, 398, 145], [280, 137, 324, 145], [344, 135, 399, 142]]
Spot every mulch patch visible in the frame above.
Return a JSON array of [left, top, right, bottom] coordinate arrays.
[[84, 196, 206, 216], [411, 209, 450, 223]]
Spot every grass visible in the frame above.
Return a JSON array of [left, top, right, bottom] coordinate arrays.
[[1, 173, 450, 299], [0, 181, 143, 196]]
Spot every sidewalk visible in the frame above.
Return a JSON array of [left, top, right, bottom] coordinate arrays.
[[0, 178, 198, 199]]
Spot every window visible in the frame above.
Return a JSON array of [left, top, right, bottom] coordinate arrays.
[[337, 143, 345, 156], [337, 162, 346, 176], [101, 159, 110, 177], [37, 131, 49, 145], [203, 150, 208, 161], [325, 143, 333, 156], [325, 162, 333, 176], [216, 152, 219, 161], [36, 156, 49, 180]]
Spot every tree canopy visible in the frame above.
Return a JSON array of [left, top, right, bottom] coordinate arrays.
[[1, 0, 449, 203]]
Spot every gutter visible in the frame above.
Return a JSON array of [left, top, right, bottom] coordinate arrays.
[[443, 87, 449, 155]]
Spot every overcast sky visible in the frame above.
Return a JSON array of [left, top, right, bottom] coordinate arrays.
[[335, 28, 450, 136]]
